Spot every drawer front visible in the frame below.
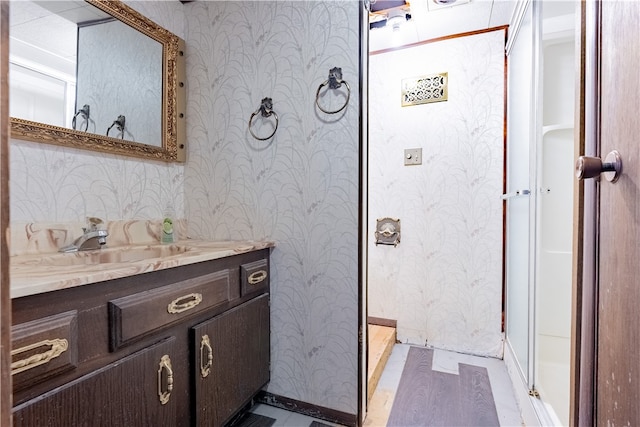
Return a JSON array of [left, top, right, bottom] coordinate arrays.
[[240, 259, 269, 297], [11, 310, 78, 392], [109, 270, 232, 350]]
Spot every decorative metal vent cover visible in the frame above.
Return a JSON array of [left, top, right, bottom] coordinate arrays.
[[401, 72, 448, 107]]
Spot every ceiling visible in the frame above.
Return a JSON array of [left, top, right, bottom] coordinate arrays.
[[369, 0, 518, 52], [10, 1, 111, 61], [11, 0, 518, 67]]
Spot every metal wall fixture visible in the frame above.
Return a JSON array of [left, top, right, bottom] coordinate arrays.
[[72, 104, 91, 131], [315, 67, 351, 114], [368, 0, 411, 30], [375, 217, 401, 247], [248, 97, 278, 141], [107, 115, 126, 139], [401, 72, 448, 107]]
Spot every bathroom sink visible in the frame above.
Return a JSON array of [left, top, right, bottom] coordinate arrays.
[[22, 244, 191, 267]]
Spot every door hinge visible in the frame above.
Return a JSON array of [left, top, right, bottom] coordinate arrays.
[[529, 388, 540, 398]]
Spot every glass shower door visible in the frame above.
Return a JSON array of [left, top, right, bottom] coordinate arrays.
[[505, 0, 535, 385], [505, 2, 577, 424], [533, 2, 577, 424]]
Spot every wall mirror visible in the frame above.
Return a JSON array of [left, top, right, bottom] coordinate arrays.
[[9, 0, 186, 162]]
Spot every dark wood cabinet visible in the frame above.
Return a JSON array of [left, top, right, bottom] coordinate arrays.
[[13, 337, 179, 427], [193, 294, 270, 426], [11, 248, 271, 427]]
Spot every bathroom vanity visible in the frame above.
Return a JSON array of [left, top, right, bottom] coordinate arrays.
[[9, 240, 272, 426]]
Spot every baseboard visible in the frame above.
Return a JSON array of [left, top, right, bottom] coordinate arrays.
[[256, 391, 357, 427], [367, 316, 397, 328]]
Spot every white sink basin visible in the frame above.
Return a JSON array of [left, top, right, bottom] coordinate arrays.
[[19, 245, 191, 267]]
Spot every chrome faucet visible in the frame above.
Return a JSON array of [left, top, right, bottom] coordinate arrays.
[[59, 217, 109, 252]]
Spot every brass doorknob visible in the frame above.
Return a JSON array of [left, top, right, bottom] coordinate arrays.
[[575, 150, 622, 183]]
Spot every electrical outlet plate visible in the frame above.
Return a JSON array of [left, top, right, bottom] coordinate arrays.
[[404, 148, 422, 165]]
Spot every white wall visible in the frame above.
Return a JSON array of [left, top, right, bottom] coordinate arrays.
[[368, 29, 505, 358]]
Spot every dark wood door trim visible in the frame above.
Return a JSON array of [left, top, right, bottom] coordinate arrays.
[[0, 2, 11, 424], [571, 1, 599, 426]]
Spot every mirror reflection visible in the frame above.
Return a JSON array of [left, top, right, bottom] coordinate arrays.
[[9, 0, 185, 161], [10, 0, 164, 148], [76, 16, 162, 144]]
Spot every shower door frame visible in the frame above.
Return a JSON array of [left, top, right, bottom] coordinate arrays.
[[358, 0, 369, 423], [504, 0, 538, 394]]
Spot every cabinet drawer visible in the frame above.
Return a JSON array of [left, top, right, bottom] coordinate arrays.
[[240, 258, 269, 297], [109, 270, 232, 350], [11, 310, 78, 392]]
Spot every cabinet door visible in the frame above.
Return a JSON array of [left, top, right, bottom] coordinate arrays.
[[13, 337, 178, 427], [193, 294, 270, 426]]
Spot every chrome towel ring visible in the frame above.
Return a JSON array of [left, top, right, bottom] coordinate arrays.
[[248, 97, 278, 141], [315, 67, 350, 114]]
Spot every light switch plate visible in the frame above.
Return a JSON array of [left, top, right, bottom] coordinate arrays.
[[404, 148, 422, 166]]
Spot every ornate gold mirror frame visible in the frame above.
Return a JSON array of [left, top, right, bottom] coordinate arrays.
[[10, 0, 186, 162]]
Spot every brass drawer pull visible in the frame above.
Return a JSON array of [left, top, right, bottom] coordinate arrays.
[[167, 292, 202, 314], [157, 354, 173, 405], [11, 338, 69, 376], [248, 270, 267, 285], [200, 334, 213, 378]]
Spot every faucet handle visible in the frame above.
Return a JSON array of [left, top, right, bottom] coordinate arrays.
[[86, 217, 104, 231]]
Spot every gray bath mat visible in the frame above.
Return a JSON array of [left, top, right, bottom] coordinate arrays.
[[387, 346, 499, 426]]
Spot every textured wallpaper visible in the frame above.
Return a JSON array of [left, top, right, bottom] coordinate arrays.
[[10, 140, 185, 223], [183, 1, 360, 414], [7, 0, 506, 417], [368, 29, 505, 358], [9, 0, 360, 416], [9, 1, 186, 224]]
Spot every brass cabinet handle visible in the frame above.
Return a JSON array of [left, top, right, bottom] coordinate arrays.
[[248, 270, 267, 285], [157, 354, 173, 405], [200, 334, 213, 378], [11, 338, 69, 375], [167, 292, 202, 314]]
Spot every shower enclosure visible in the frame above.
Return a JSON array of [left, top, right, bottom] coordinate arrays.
[[504, 1, 577, 425]]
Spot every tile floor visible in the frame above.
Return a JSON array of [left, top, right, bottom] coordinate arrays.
[[249, 403, 345, 427], [249, 344, 523, 427]]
